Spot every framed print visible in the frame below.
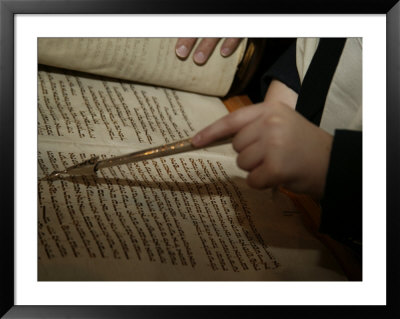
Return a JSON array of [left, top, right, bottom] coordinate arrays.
[[1, 0, 399, 318]]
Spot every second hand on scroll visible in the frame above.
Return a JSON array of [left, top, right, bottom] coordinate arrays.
[[43, 136, 233, 180]]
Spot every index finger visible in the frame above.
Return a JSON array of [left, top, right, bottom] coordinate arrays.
[[192, 104, 264, 147]]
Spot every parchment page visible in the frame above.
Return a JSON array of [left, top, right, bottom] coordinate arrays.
[[38, 68, 346, 281], [38, 38, 247, 97]]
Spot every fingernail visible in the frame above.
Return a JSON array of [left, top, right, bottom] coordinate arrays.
[[194, 51, 206, 64], [176, 45, 189, 58], [192, 134, 202, 146], [221, 47, 231, 57]]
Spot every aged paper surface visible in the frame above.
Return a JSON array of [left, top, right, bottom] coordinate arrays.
[[38, 38, 247, 97], [38, 67, 346, 281]]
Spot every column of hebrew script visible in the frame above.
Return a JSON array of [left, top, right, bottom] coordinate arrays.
[[37, 64, 232, 147], [38, 67, 346, 280], [38, 38, 247, 97]]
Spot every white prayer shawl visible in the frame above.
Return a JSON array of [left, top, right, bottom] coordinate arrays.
[[296, 38, 362, 135]]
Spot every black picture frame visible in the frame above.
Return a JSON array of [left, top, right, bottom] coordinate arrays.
[[1, 0, 399, 318]]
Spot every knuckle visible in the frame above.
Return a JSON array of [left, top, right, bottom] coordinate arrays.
[[226, 112, 239, 126], [246, 174, 264, 189], [236, 153, 247, 170], [232, 141, 240, 153], [232, 135, 243, 153], [263, 113, 282, 126], [264, 161, 283, 183]]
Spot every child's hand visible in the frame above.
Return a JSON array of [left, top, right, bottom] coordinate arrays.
[[192, 101, 333, 199]]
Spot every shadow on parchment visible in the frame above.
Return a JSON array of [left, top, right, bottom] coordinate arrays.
[[39, 174, 352, 276], [51, 174, 223, 198]]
